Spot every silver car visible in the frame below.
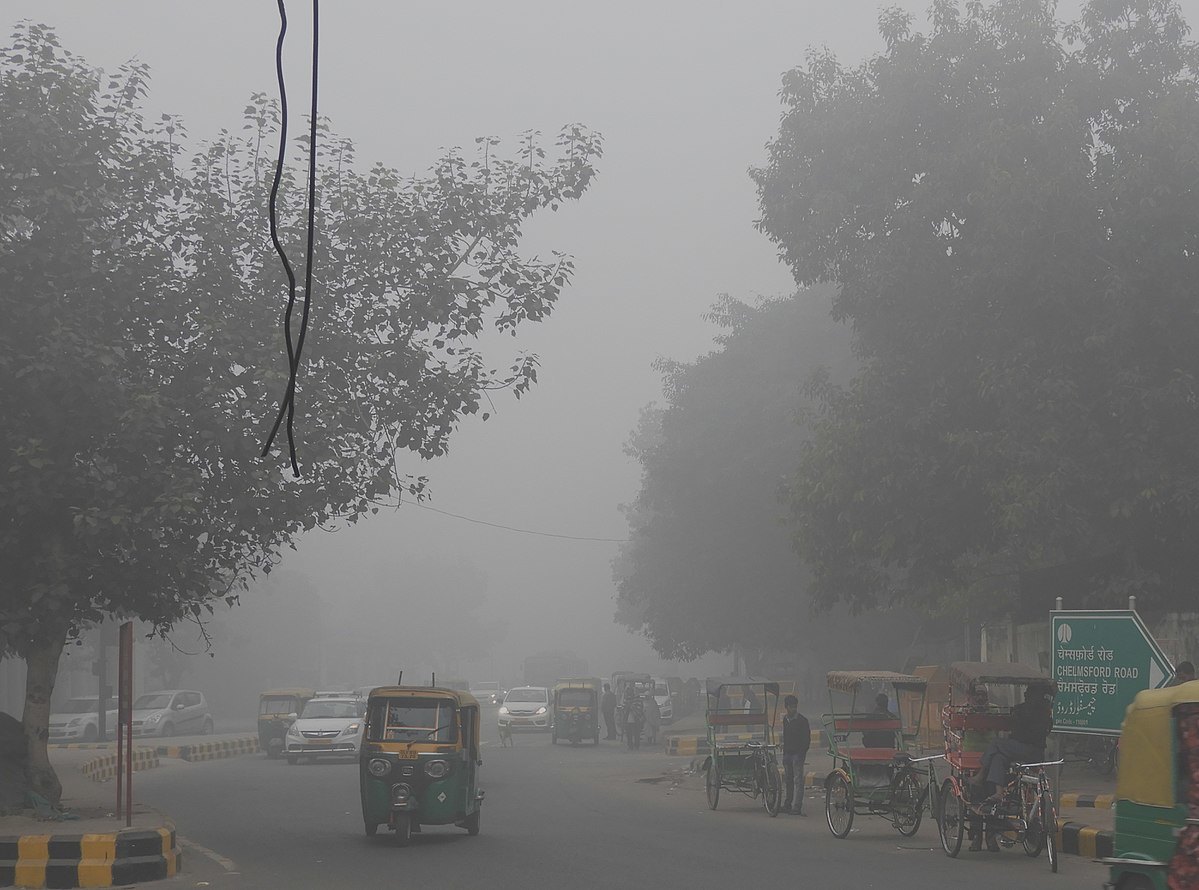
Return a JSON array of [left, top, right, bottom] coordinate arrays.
[[285, 696, 364, 763], [131, 690, 214, 737], [48, 697, 118, 742], [498, 686, 552, 731]]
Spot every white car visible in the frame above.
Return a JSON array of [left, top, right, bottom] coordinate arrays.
[[131, 690, 213, 737], [48, 697, 118, 742], [651, 678, 674, 724], [498, 686, 552, 731], [285, 696, 363, 763]]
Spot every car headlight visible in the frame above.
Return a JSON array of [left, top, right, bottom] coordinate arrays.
[[498, 706, 509, 715], [146, 713, 162, 724], [68, 717, 83, 726], [391, 783, 411, 804], [368, 758, 391, 777], [287, 724, 302, 737], [535, 706, 547, 715], [340, 723, 360, 736]]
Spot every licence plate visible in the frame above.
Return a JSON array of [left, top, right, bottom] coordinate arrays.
[[397, 749, 419, 760], [307, 740, 332, 746]]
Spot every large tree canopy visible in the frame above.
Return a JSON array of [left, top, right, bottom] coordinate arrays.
[[613, 291, 855, 661], [753, 0, 1199, 618], [0, 23, 600, 799]]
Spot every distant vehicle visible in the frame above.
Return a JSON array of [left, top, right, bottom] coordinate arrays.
[[523, 654, 587, 689], [498, 686, 552, 732], [469, 681, 503, 705], [285, 696, 364, 764], [258, 688, 315, 758], [131, 690, 213, 737], [48, 697, 118, 742], [651, 677, 674, 724], [313, 689, 357, 699]]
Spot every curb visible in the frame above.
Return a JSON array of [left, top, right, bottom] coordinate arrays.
[[0, 825, 180, 888], [48, 743, 116, 750], [156, 736, 258, 762], [1056, 820, 1114, 858], [1059, 792, 1114, 809], [81, 748, 160, 783]]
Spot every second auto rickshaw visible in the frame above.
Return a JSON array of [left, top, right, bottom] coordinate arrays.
[[360, 685, 484, 846], [552, 678, 600, 746], [258, 688, 314, 759]]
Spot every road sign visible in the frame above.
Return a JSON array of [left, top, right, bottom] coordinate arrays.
[[1051, 610, 1173, 735]]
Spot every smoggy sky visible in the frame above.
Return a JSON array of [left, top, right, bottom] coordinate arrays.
[[11, 1, 1198, 684]]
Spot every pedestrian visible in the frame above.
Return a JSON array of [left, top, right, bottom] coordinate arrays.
[[781, 694, 810, 815], [1169, 661, 1196, 687], [644, 692, 661, 745], [601, 683, 617, 739]]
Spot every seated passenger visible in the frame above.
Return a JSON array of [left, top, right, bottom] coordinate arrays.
[[861, 693, 898, 748], [961, 685, 998, 752], [972, 682, 1054, 806]]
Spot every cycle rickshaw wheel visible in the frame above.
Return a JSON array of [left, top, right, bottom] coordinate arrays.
[[1042, 790, 1058, 872], [938, 778, 965, 857], [706, 762, 721, 810], [892, 770, 923, 837], [763, 760, 782, 817], [825, 773, 854, 838]]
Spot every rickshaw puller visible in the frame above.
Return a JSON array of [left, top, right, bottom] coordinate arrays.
[[971, 683, 1053, 808]]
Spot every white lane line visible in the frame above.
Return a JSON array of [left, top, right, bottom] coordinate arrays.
[[179, 836, 238, 871]]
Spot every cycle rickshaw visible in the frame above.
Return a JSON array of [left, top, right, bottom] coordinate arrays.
[[822, 670, 939, 838], [937, 662, 1061, 871], [702, 677, 783, 816]]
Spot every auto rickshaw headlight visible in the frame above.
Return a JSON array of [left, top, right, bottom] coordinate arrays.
[[391, 783, 411, 804], [424, 760, 449, 778], [368, 758, 391, 777]]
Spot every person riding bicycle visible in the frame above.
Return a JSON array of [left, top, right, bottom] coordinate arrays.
[[972, 682, 1054, 809]]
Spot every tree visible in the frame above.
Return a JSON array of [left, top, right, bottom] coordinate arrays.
[[613, 291, 859, 661], [753, 0, 1199, 619], [0, 24, 601, 801]]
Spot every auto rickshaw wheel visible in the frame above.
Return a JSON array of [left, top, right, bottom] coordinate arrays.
[[593, 732, 600, 745], [393, 813, 412, 847], [286, 755, 298, 765], [826, 773, 854, 838], [464, 807, 481, 836], [364, 822, 378, 837], [706, 763, 721, 810], [938, 779, 965, 857], [551, 732, 557, 744]]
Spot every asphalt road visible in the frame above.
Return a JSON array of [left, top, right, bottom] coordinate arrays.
[[136, 711, 1109, 890]]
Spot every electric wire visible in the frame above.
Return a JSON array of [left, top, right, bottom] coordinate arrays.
[[404, 500, 628, 543], [262, 0, 320, 477]]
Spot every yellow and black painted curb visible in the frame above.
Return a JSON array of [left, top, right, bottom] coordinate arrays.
[[48, 743, 115, 751], [81, 749, 159, 783], [156, 736, 258, 762], [1059, 792, 1114, 809], [0, 825, 179, 888], [1056, 821, 1114, 858]]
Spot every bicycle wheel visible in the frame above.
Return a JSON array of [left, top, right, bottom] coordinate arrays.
[[892, 770, 923, 837], [825, 773, 854, 838], [763, 756, 782, 817], [938, 778, 965, 857], [706, 761, 721, 810], [1021, 784, 1044, 856], [1042, 790, 1058, 873]]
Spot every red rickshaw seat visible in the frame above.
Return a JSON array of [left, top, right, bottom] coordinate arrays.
[[947, 750, 983, 772], [841, 747, 900, 763]]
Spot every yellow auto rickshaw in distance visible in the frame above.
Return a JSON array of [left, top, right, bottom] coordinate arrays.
[[360, 686, 483, 846], [258, 688, 315, 759], [551, 678, 601, 746], [1103, 680, 1199, 890]]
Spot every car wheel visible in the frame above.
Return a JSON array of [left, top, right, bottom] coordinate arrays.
[[83, 724, 98, 742], [159, 723, 174, 738], [286, 755, 298, 765], [201, 718, 214, 735]]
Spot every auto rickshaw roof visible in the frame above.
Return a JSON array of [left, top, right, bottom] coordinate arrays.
[[948, 661, 1054, 690], [366, 686, 480, 708], [553, 678, 600, 690], [1116, 679, 1199, 808], [260, 688, 315, 699], [826, 671, 927, 693], [704, 676, 780, 697]]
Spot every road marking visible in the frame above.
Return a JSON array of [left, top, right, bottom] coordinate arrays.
[[179, 836, 237, 871]]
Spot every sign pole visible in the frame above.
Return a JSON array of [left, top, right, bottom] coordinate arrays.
[[119, 621, 133, 827]]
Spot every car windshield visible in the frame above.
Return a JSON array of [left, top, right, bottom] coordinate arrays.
[[260, 697, 298, 715], [133, 693, 173, 710], [506, 689, 546, 703], [59, 699, 101, 714], [558, 689, 592, 707], [655, 684, 669, 696], [367, 700, 457, 743], [301, 700, 359, 719]]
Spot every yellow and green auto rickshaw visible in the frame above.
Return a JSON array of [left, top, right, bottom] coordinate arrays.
[[359, 686, 484, 845], [258, 688, 314, 759], [552, 678, 601, 746], [1103, 680, 1199, 890]]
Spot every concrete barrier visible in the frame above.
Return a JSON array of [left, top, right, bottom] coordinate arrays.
[[80, 748, 159, 782], [156, 736, 258, 762], [0, 825, 179, 888]]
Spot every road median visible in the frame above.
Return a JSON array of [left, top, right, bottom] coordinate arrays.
[[0, 824, 180, 888]]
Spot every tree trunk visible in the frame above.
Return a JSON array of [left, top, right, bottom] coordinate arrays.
[[23, 632, 67, 805]]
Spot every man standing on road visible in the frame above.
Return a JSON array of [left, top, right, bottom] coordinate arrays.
[[601, 683, 617, 740], [781, 694, 810, 815]]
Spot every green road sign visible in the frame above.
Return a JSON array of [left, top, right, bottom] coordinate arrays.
[[1051, 610, 1174, 735]]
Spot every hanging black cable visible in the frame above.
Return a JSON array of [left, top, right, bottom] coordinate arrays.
[[262, 0, 320, 477]]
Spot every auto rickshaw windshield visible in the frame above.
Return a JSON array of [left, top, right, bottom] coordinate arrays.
[[259, 697, 296, 715], [558, 689, 592, 707], [367, 699, 458, 743]]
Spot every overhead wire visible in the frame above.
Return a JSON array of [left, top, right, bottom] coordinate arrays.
[[403, 500, 628, 543]]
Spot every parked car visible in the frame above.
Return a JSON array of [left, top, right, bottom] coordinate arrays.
[[48, 697, 118, 742], [285, 696, 364, 763], [498, 686, 552, 731], [469, 681, 504, 705], [651, 678, 674, 724], [131, 690, 213, 737]]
